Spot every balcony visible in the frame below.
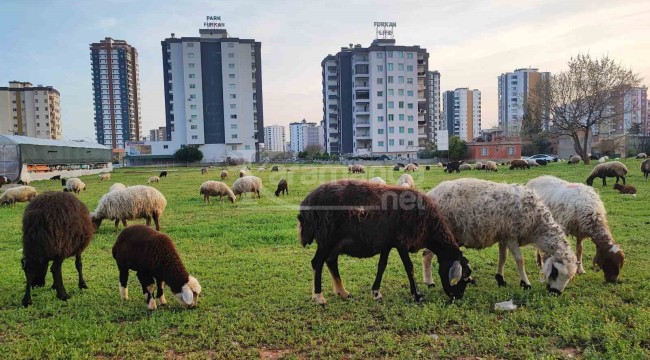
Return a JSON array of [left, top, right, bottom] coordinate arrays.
[[356, 131, 371, 139], [354, 81, 369, 89], [356, 148, 372, 155], [354, 106, 370, 114], [355, 119, 370, 127]]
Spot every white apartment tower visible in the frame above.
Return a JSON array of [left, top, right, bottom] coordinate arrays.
[[443, 88, 481, 142], [498, 68, 550, 136], [289, 119, 321, 153], [427, 71, 441, 144], [0, 81, 62, 139], [322, 38, 431, 157], [263, 125, 285, 152]]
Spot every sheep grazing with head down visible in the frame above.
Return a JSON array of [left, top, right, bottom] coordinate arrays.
[[200, 181, 236, 204], [404, 164, 418, 172], [147, 176, 160, 184], [474, 162, 484, 170], [527, 176, 625, 282], [484, 161, 498, 172], [201, 168, 208, 174], [220, 169, 228, 179], [258, 167, 266, 172], [64, 178, 86, 194], [536, 159, 548, 166], [613, 183, 637, 196], [91, 185, 167, 231], [21, 192, 95, 307], [275, 179, 289, 196], [642, 159, 650, 180], [636, 152, 647, 159], [459, 164, 472, 171], [397, 174, 414, 188], [112, 225, 202, 310], [568, 155, 582, 164], [527, 160, 540, 167], [348, 164, 366, 174], [159, 171, 168, 178], [0, 186, 37, 207], [444, 161, 462, 173], [369, 177, 386, 185], [509, 159, 530, 170], [586, 161, 628, 187], [99, 173, 111, 181], [271, 165, 279, 172], [109, 183, 126, 192], [298, 180, 472, 304], [393, 165, 400, 171], [598, 156, 609, 163], [232, 176, 262, 198], [424, 178, 578, 294]]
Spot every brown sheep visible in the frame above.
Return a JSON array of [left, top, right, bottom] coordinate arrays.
[[275, 179, 288, 197], [586, 161, 628, 187], [509, 159, 530, 170], [641, 159, 650, 180], [613, 183, 637, 195]]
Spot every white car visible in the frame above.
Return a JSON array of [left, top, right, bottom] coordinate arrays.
[[525, 154, 557, 162]]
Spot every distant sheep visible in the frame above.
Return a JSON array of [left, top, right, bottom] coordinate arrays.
[[636, 153, 647, 159], [271, 166, 279, 172], [239, 169, 247, 178], [397, 163, 406, 168], [200, 181, 236, 204], [598, 156, 608, 163], [112, 225, 202, 310], [61, 178, 67, 186], [64, 178, 86, 194], [369, 177, 386, 185], [232, 176, 262, 198], [459, 164, 472, 171], [258, 167, 266, 172], [159, 171, 168, 178], [201, 168, 208, 174], [613, 183, 636, 196], [586, 161, 628, 187], [49, 175, 60, 180], [527, 175, 625, 283], [21, 192, 95, 307], [393, 165, 400, 171], [425, 166, 430, 171], [397, 174, 414, 188], [99, 173, 111, 181], [484, 161, 498, 172], [568, 155, 581, 164], [535, 159, 548, 166], [148, 176, 160, 184], [220, 170, 228, 179], [349, 164, 365, 174], [91, 185, 167, 231], [404, 164, 418, 172], [0, 186, 37, 207], [444, 161, 462, 173], [17, 172, 31, 185], [436, 162, 443, 167], [474, 162, 484, 170], [509, 159, 530, 170], [642, 159, 650, 180], [527, 159, 540, 167], [0, 176, 10, 186], [109, 183, 126, 192], [275, 179, 289, 196]]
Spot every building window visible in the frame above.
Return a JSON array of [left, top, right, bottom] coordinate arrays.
[[407, 90, 413, 96], [378, 141, 384, 147], [397, 51, 404, 58], [229, 94, 236, 99], [407, 65, 413, 71], [231, 124, 238, 129], [245, 145, 251, 150], [189, 84, 196, 89], [228, 53, 235, 58], [407, 103, 414, 109], [377, 91, 383, 97], [376, 52, 383, 59], [191, 114, 197, 119], [399, 126, 404, 134], [389, 127, 394, 134], [187, 52, 195, 58], [399, 139, 404, 145], [230, 114, 237, 119], [36, 122, 40, 126], [387, 89, 393, 96], [190, 105, 197, 110], [388, 114, 394, 121], [229, 84, 236, 89], [398, 89, 404, 96], [387, 51, 393, 58], [399, 114, 404, 121], [377, 78, 383, 85], [398, 76, 404, 84], [189, 94, 197, 99], [507, 146, 515, 155], [377, 103, 383, 110], [229, 74, 235, 79], [189, 74, 196, 79], [232, 134, 238, 139], [377, 65, 383, 72], [377, 116, 384, 122], [407, 78, 413, 84], [230, 104, 236, 109], [36, 115, 40, 119], [389, 139, 394, 146], [408, 141, 414, 146], [228, 63, 235, 69], [387, 63, 393, 71], [398, 63, 404, 71], [187, 43, 194, 47], [481, 147, 489, 156], [227, 43, 235, 48], [407, 52, 414, 59], [399, 101, 404, 109], [192, 135, 198, 139], [408, 128, 414, 134], [388, 76, 394, 84], [408, 115, 414, 121], [378, 129, 384, 134], [191, 125, 198, 129], [388, 101, 394, 109]]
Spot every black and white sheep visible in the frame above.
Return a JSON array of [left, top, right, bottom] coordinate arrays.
[[527, 176, 625, 283], [642, 159, 650, 180], [200, 181, 236, 204], [232, 176, 262, 198], [275, 179, 289, 196], [298, 180, 472, 304], [0, 176, 10, 186], [239, 169, 247, 178], [424, 178, 578, 293], [586, 161, 628, 187], [0, 186, 37, 207], [91, 185, 167, 231], [112, 225, 202, 310], [21, 192, 95, 307]]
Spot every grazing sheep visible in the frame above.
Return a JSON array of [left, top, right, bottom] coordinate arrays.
[[535, 159, 548, 166], [275, 179, 289, 196], [459, 164, 472, 171], [49, 175, 60, 181], [397, 162, 406, 168], [586, 161, 628, 187], [349, 164, 366, 174], [64, 178, 86, 194], [393, 165, 400, 171], [99, 173, 111, 181], [425, 166, 430, 171], [298, 180, 472, 304], [636, 153, 647, 159], [232, 176, 262, 198], [484, 161, 498, 172], [159, 171, 168, 178], [220, 170, 228, 179], [271, 166, 279, 172], [112, 225, 202, 310], [91, 185, 167, 231], [109, 183, 126, 192], [16, 172, 31, 185], [436, 162, 443, 167], [21, 192, 95, 307], [258, 167, 266, 172], [642, 159, 650, 180], [444, 161, 462, 173], [474, 162, 484, 170], [568, 155, 582, 164], [424, 178, 578, 293], [509, 159, 530, 170], [239, 169, 247, 178], [527, 176, 625, 282], [0, 176, 10, 186], [0, 186, 37, 207], [404, 164, 418, 172], [613, 183, 637, 196], [201, 168, 208, 174], [148, 176, 160, 184], [61, 178, 67, 186], [598, 156, 607, 163], [528, 160, 540, 167], [397, 174, 414, 188], [369, 177, 386, 185], [200, 181, 236, 204]]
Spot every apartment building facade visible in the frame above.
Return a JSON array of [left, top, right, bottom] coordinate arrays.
[[263, 124, 285, 152], [498, 68, 550, 136], [0, 81, 62, 139], [443, 88, 481, 142]]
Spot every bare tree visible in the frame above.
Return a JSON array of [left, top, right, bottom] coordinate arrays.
[[529, 54, 641, 164]]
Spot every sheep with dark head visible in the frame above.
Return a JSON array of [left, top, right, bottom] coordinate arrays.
[[586, 161, 628, 187], [642, 159, 650, 180], [112, 225, 202, 310], [21, 192, 95, 307], [613, 183, 636, 195], [635, 152, 647, 159], [509, 159, 530, 170], [275, 179, 289, 196], [159, 171, 168, 178], [298, 180, 472, 304], [1, 176, 11, 185], [444, 161, 462, 173]]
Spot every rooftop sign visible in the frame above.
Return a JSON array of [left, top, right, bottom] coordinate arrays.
[[204, 16, 226, 29], [374, 22, 396, 39]]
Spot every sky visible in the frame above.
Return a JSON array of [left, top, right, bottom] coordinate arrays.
[[1, 0, 649, 142]]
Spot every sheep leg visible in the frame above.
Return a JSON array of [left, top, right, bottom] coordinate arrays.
[[146, 217, 151, 227], [156, 280, 167, 305], [495, 242, 508, 287], [536, 249, 543, 268], [422, 249, 435, 288], [22, 272, 34, 307], [621, 176, 625, 185], [575, 237, 586, 274], [153, 213, 161, 231], [122, 219, 127, 228], [602, 177, 607, 187], [371, 249, 391, 301], [75, 254, 87, 289], [114, 219, 120, 232], [136, 272, 156, 310], [310, 247, 329, 305], [51, 257, 70, 301], [397, 247, 423, 303], [326, 257, 349, 300], [506, 242, 531, 289], [118, 267, 129, 300]]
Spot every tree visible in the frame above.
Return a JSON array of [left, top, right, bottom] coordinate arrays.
[[448, 136, 468, 160], [417, 141, 437, 159], [628, 123, 642, 135], [174, 146, 204, 163], [520, 102, 543, 141], [529, 54, 641, 164]]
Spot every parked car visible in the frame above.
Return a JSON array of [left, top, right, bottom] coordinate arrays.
[[524, 154, 558, 162]]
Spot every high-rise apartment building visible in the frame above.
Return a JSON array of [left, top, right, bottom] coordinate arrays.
[[322, 38, 431, 157], [599, 86, 648, 136], [90, 37, 141, 149], [498, 68, 550, 136], [0, 81, 62, 139], [149, 126, 166, 141], [155, 28, 263, 161], [443, 88, 481, 142], [263, 125, 285, 152], [427, 71, 441, 144], [289, 119, 322, 153]]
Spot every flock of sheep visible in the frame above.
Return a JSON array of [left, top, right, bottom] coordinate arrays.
[[1, 155, 648, 311]]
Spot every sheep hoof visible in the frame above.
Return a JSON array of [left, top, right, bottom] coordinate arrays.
[[336, 290, 350, 300], [426, 283, 436, 288], [577, 265, 586, 274], [21, 296, 32, 308], [520, 281, 532, 290], [78, 280, 87, 289], [157, 295, 167, 305], [413, 293, 424, 303], [57, 292, 71, 301], [147, 298, 157, 310], [494, 274, 507, 287], [371, 290, 383, 301], [312, 293, 327, 305]]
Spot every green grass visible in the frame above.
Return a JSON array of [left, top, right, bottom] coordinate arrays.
[[1, 160, 649, 359]]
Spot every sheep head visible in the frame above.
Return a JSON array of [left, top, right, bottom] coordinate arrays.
[[174, 275, 202, 308], [593, 244, 624, 283], [90, 213, 103, 229], [437, 255, 472, 300], [542, 256, 577, 294]]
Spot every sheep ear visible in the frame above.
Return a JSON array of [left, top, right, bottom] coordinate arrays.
[[541, 258, 553, 280], [181, 284, 193, 305], [449, 261, 462, 285]]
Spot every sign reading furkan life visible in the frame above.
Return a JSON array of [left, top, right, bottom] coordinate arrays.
[[374, 22, 397, 39], [204, 16, 225, 29]]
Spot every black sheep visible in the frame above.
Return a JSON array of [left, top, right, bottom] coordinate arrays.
[[112, 225, 202, 310], [275, 179, 288, 197], [50, 175, 61, 180], [298, 180, 472, 304], [61, 178, 67, 187], [397, 163, 405, 168], [271, 166, 279, 172], [642, 159, 650, 181], [425, 166, 430, 171], [444, 161, 462, 173], [21, 192, 95, 307], [159, 171, 168, 178], [393, 165, 400, 171], [535, 159, 548, 166]]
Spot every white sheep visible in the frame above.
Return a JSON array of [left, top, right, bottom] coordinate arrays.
[[459, 164, 472, 171], [369, 177, 386, 185], [484, 161, 498, 172], [436, 162, 443, 167], [423, 178, 578, 294], [232, 176, 262, 198], [474, 161, 484, 170], [220, 170, 228, 180], [526, 175, 624, 282], [109, 183, 127, 192], [239, 169, 247, 178], [200, 181, 236, 204], [568, 155, 582, 164], [598, 156, 608, 163], [527, 159, 540, 167], [99, 173, 111, 181], [147, 176, 160, 184], [397, 174, 414, 188], [0, 186, 37, 207], [635, 153, 647, 159], [91, 185, 167, 231], [65, 178, 86, 194], [404, 164, 418, 172], [258, 167, 266, 172]]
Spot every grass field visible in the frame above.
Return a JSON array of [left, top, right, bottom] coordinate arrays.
[[1, 160, 649, 359]]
